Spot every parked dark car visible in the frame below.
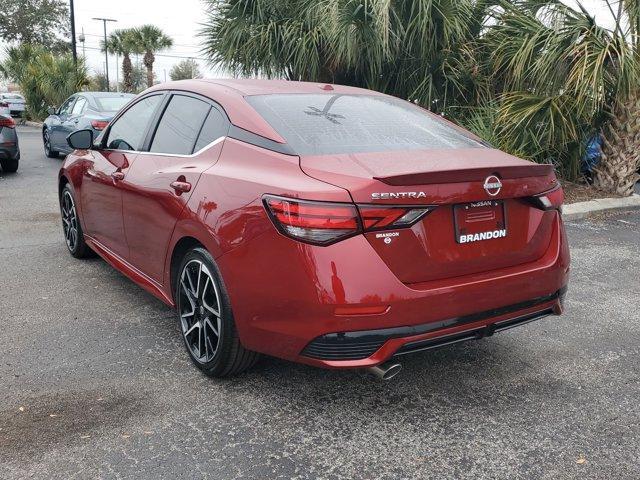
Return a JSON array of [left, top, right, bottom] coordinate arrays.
[[43, 92, 134, 158], [0, 114, 19, 173]]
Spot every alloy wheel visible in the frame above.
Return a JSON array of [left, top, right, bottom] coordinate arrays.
[[61, 190, 78, 251], [43, 130, 51, 155], [179, 260, 222, 363]]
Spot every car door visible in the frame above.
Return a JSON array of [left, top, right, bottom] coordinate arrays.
[[121, 93, 229, 283], [61, 96, 88, 143], [80, 94, 165, 260], [50, 96, 76, 150]]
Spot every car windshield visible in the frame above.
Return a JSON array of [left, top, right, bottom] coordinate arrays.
[[246, 94, 484, 155], [3, 94, 24, 100], [95, 96, 133, 112]]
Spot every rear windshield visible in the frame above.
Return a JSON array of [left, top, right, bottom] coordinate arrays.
[[95, 96, 133, 112], [246, 94, 483, 155]]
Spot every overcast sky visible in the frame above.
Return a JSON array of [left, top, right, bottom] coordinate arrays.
[[73, 0, 224, 82], [2, 0, 622, 88]]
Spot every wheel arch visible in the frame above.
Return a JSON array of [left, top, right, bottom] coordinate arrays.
[[169, 236, 205, 301], [58, 171, 89, 234], [58, 174, 69, 199]]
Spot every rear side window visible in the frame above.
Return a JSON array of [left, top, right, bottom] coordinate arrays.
[[71, 97, 87, 115], [59, 96, 76, 116], [193, 107, 228, 152], [95, 95, 133, 112], [246, 94, 484, 155], [150, 95, 211, 155], [106, 95, 163, 150]]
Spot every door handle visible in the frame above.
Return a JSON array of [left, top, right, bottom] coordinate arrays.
[[170, 180, 191, 195], [111, 171, 125, 181]]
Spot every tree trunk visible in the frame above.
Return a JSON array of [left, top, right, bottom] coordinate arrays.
[[143, 50, 155, 88], [594, 94, 640, 196], [122, 54, 133, 93]]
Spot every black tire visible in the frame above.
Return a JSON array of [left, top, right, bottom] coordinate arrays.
[[175, 247, 259, 377], [60, 184, 93, 258], [43, 128, 59, 158], [0, 156, 19, 173]]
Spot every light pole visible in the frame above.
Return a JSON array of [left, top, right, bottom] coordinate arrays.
[[79, 28, 86, 58], [92, 17, 117, 91], [70, 0, 77, 66], [116, 53, 120, 91]]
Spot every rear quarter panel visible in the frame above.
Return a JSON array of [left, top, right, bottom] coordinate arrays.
[[162, 137, 352, 308]]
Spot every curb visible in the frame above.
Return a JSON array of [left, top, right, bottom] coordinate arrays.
[[563, 194, 640, 220], [23, 120, 43, 128]]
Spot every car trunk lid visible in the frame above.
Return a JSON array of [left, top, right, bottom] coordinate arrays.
[[300, 148, 560, 283]]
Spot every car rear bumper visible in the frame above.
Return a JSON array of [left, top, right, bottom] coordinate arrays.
[[300, 287, 565, 366], [217, 212, 570, 369], [0, 146, 19, 160]]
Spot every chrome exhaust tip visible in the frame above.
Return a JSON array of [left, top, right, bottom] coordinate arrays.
[[367, 362, 402, 381]]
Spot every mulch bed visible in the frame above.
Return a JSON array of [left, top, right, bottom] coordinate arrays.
[[561, 180, 622, 204]]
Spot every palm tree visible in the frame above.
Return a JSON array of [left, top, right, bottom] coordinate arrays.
[[101, 28, 140, 93], [201, 0, 640, 191], [592, 1, 640, 194], [132, 25, 173, 88], [481, 0, 639, 192], [200, 0, 493, 114]]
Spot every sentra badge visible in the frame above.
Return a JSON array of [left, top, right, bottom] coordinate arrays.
[[371, 192, 427, 200]]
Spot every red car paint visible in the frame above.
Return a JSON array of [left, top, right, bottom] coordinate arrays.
[[59, 79, 570, 369]]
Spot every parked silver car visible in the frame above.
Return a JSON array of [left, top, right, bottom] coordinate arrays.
[[0, 92, 26, 117], [0, 114, 19, 173], [42, 91, 134, 158]]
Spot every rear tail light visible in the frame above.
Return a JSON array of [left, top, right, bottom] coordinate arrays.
[[358, 205, 433, 231], [529, 185, 564, 212], [263, 195, 435, 246], [263, 196, 360, 245], [91, 120, 109, 130], [0, 116, 15, 128]]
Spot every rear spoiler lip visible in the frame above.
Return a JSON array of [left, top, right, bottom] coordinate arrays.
[[374, 164, 554, 186]]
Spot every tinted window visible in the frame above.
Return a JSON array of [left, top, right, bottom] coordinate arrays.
[[59, 96, 76, 115], [106, 95, 162, 151], [150, 95, 211, 155], [193, 107, 227, 152], [246, 94, 484, 155], [95, 95, 133, 112], [71, 97, 87, 115]]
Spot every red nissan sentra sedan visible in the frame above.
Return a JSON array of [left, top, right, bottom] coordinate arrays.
[[59, 79, 569, 379]]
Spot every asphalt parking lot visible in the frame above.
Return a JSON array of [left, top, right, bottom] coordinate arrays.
[[1, 125, 639, 479]]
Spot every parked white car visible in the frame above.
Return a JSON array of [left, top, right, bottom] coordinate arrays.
[[0, 100, 9, 117], [0, 93, 26, 116]]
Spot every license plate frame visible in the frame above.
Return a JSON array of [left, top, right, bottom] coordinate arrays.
[[453, 200, 507, 244]]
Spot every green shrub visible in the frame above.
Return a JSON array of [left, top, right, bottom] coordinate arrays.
[[1, 43, 88, 120]]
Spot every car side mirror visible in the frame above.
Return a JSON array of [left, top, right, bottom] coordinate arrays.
[[67, 129, 94, 150], [47, 106, 57, 115]]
